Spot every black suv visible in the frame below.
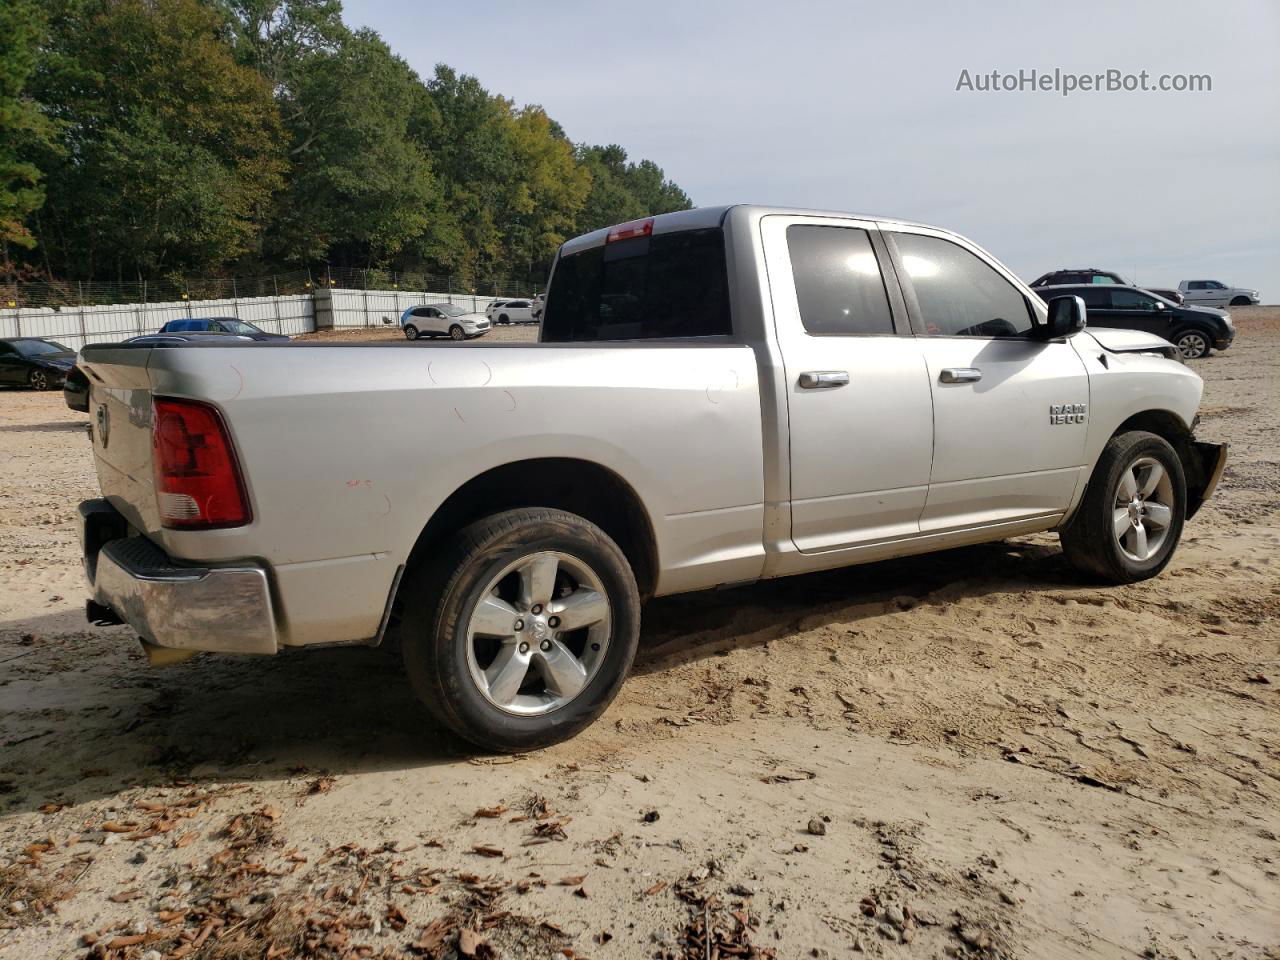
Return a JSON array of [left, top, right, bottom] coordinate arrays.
[[1030, 269, 1183, 305], [1040, 284, 1233, 359]]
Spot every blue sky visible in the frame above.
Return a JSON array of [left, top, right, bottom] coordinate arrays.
[[344, 0, 1280, 300]]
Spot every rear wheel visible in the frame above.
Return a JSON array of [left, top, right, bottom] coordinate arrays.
[[1173, 329, 1210, 360], [404, 325, 419, 341], [401, 508, 641, 752], [449, 325, 465, 341], [1060, 431, 1186, 584], [28, 369, 51, 391]]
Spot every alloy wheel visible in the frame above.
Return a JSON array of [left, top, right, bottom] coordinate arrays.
[[464, 551, 611, 716], [1112, 456, 1175, 562], [1176, 332, 1208, 360]]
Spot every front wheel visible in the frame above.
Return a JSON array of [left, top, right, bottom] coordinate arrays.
[[29, 369, 51, 391], [1229, 296, 1251, 306], [401, 508, 641, 752], [498, 314, 510, 325], [1060, 431, 1186, 584], [1173, 329, 1210, 360], [448, 325, 465, 341]]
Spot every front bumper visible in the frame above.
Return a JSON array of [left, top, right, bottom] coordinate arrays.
[[1185, 441, 1228, 519], [79, 499, 278, 655]]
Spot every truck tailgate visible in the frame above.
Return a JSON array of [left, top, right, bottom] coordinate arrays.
[[80, 345, 164, 538]]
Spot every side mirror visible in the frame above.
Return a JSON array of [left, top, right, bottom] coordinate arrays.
[[1154, 301, 1165, 311], [1036, 295, 1086, 340]]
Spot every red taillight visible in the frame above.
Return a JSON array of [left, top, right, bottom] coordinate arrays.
[[151, 398, 250, 529], [606, 218, 653, 243]]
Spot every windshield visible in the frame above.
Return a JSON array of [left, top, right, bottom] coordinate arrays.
[[439, 304, 467, 317], [14, 339, 72, 356], [217, 320, 260, 334]]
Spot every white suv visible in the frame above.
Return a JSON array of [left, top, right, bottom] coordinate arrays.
[[487, 299, 535, 324], [399, 303, 490, 340]]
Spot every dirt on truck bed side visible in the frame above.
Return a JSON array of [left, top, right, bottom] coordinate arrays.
[[1, 309, 1277, 959]]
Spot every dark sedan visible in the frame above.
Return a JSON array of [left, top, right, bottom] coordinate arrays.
[[1039, 284, 1234, 360], [0, 338, 77, 390], [158, 317, 289, 340]]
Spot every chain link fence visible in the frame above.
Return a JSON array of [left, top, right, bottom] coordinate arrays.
[[1, 266, 544, 310], [0, 269, 317, 309], [322, 268, 543, 300]]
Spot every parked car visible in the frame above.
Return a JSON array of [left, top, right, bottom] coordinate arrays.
[[157, 317, 290, 340], [1040, 283, 1234, 359], [530, 294, 545, 321], [400, 303, 491, 340], [125, 332, 255, 345], [75, 204, 1226, 752], [0, 337, 77, 390], [486, 298, 534, 324], [1178, 280, 1260, 308], [1030, 269, 1182, 304]]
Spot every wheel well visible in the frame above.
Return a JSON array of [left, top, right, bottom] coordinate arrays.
[[1112, 410, 1210, 496], [1115, 409, 1191, 448], [405, 459, 659, 599]]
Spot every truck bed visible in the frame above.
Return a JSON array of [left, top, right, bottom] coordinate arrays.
[[80, 340, 766, 646]]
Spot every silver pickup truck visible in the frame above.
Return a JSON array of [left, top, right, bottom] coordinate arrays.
[[76, 205, 1227, 751]]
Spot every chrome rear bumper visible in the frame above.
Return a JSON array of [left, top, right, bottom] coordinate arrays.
[[79, 499, 278, 655]]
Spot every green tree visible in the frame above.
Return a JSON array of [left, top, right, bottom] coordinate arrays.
[[31, 0, 286, 279], [0, 0, 55, 263], [224, 1, 451, 270], [267, 29, 443, 266]]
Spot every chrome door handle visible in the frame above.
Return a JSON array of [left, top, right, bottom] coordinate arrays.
[[939, 367, 982, 384], [798, 370, 849, 389]]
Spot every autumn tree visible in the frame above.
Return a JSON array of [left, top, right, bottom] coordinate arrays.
[[0, 0, 56, 269]]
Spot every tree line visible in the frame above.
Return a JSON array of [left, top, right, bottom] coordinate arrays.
[[0, 0, 693, 290]]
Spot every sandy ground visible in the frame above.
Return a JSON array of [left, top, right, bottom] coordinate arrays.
[[1, 311, 1277, 960]]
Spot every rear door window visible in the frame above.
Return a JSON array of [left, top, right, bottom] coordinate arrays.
[[786, 225, 895, 336], [542, 228, 732, 342], [1062, 287, 1108, 309], [1109, 289, 1155, 310]]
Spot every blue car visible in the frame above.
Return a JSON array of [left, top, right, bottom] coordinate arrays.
[[158, 317, 289, 341]]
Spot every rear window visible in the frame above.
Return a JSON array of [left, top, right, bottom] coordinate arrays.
[[541, 228, 732, 342]]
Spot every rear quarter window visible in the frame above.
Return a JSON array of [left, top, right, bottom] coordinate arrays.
[[542, 228, 732, 342]]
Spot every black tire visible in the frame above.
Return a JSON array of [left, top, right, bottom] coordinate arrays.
[[404, 325, 419, 341], [448, 325, 465, 341], [401, 508, 641, 752], [28, 369, 51, 391], [1059, 431, 1186, 584], [498, 313, 510, 325], [1229, 296, 1251, 306]]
